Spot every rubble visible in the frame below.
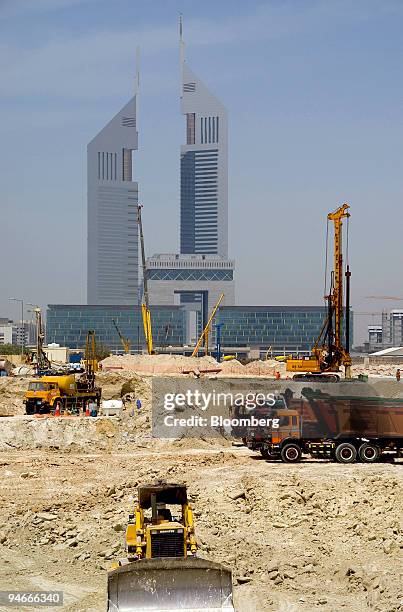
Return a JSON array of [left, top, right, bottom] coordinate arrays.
[[0, 366, 401, 611]]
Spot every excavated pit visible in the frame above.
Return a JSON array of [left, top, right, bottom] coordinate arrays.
[[0, 365, 402, 611]]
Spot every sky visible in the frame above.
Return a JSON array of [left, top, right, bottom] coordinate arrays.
[[1, 0, 402, 343]]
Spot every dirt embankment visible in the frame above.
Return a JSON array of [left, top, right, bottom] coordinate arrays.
[[0, 377, 29, 417], [2, 355, 403, 421], [0, 368, 402, 611]]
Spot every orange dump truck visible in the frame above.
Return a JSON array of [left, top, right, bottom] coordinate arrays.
[[243, 386, 403, 464]]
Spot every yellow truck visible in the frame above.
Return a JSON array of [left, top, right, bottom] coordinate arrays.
[[24, 374, 101, 415]]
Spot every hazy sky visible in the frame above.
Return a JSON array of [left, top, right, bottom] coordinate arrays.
[[1, 0, 402, 343]]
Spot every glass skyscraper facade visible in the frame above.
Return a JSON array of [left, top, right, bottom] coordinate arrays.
[[180, 34, 228, 258], [87, 87, 139, 305]]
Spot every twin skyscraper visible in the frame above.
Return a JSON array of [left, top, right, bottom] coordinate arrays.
[[87, 24, 234, 332]]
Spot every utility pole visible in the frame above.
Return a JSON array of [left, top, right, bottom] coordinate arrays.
[[9, 297, 24, 355]]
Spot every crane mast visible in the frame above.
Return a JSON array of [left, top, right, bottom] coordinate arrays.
[[83, 330, 97, 390], [34, 307, 51, 376], [137, 204, 154, 354], [328, 203, 349, 352], [287, 203, 352, 379]]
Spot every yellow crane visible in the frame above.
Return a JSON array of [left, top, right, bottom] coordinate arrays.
[[112, 319, 131, 354], [366, 295, 403, 301], [192, 293, 224, 357], [287, 203, 352, 379], [137, 204, 154, 355]]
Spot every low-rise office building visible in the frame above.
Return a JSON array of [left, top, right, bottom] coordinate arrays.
[[46, 304, 351, 357]]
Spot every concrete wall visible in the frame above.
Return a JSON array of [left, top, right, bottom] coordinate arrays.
[[148, 279, 235, 311]]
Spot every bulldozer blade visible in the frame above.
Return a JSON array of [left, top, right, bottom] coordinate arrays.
[[107, 557, 234, 611]]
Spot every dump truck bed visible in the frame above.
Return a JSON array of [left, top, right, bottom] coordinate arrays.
[[293, 389, 403, 439]]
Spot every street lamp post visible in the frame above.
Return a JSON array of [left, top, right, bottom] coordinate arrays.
[[9, 298, 24, 355]]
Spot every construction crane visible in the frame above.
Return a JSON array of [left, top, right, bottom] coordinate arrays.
[[33, 307, 51, 376], [366, 296, 403, 301], [137, 204, 154, 355], [287, 203, 352, 379], [112, 319, 131, 354], [82, 330, 98, 389], [192, 293, 224, 357]]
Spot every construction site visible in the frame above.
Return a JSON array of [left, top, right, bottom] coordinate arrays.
[[0, 204, 402, 611], [0, 357, 402, 612], [2, 4, 403, 610]]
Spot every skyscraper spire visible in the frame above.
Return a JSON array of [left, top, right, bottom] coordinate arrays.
[[180, 22, 228, 259], [135, 46, 140, 95], [179, 13, 185, 66]]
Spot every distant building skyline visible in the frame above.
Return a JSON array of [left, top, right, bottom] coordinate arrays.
[[87, 74, 139, 305], [179, 21, 228, 258], [367, 309, 403, 352]]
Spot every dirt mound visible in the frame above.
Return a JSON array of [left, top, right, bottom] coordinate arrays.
[[244, 360, 277, 376], [0, 413, 156, 452], [0, 377, 29, 417], [352, 363, 403, 378], [100, 354, 220, 376], [218, 359, 246, 375]]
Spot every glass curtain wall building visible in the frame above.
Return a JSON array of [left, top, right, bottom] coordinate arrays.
[[47, 305, 185, 350], [46, 304, 351, 355]]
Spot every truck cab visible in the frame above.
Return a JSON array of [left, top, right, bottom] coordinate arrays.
[[24, 375, 76, 415], [261, 409, 302, 461], [245, 408, 302, 461], [272, 409, 301, 443], [25, 380, 61, 414]]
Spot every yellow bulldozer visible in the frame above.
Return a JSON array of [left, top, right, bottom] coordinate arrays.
[[107, 483, 234, 611]]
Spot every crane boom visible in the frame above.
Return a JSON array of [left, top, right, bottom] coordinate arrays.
[[192, 293, 224, 357], [112, 319, 131, 354], [366, 295, 403, 301], [138, 205, 149, 309], [137, 204, 154, 354]]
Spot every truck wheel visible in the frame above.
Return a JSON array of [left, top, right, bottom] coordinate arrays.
[[358, 443, 380, 463], [260, 448, 270, 459], [335, 442, 357, 464], [280, 443, 301, 463]]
